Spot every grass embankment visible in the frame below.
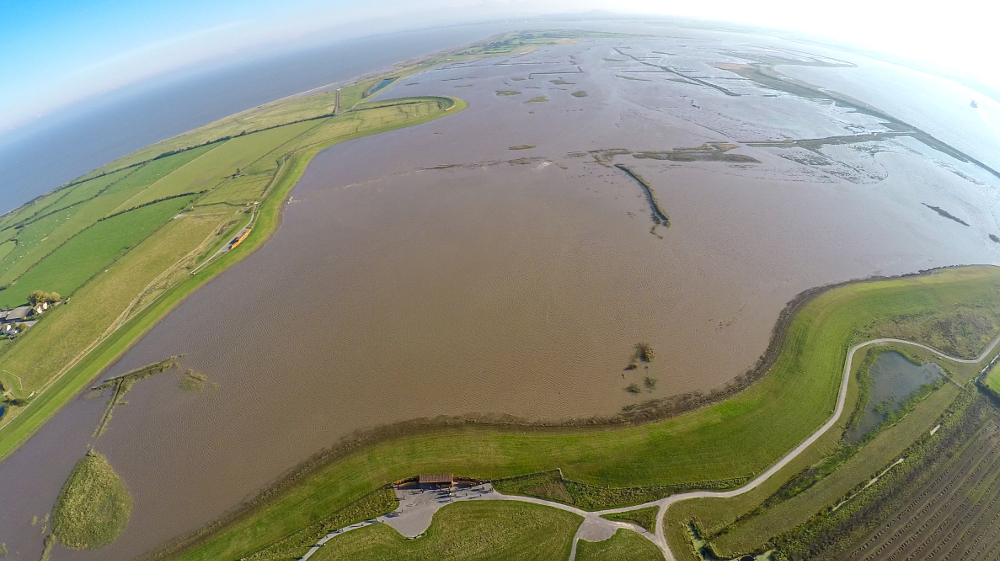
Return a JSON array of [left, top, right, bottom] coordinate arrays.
[[308, 501, 581, 561], [244, 488, 396, 561], [74, 30, 603, 179], [0, 96, 465, 463], [52, 451, 132, 549], [492, 471, 737, 512], [602, 507, 659, 533], [665, 282, 1000, 560], [577, 529, 665, 561], [154, 266, 1000, 561]]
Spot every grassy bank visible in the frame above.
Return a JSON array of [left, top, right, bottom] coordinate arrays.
[[602, 507, 659, 533], [665, 344, 994, 559], [148, 266, 1000, 561], [52, 451, 132, 549], [577, 529, 664, 561], [307, 501, 581, 561]]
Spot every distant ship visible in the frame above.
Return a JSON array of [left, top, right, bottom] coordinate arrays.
[[971, 99, 979, 108]]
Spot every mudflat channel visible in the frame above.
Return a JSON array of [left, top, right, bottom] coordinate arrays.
[[2, 29, 1000, 561]]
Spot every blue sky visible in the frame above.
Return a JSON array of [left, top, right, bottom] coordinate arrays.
[[2, 0, 996, 135]]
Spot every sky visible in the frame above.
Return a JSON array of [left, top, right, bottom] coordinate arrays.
[[2, 0, 996, 135]]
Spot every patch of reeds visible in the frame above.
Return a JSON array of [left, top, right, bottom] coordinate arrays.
[[52, 450, 132, 550]]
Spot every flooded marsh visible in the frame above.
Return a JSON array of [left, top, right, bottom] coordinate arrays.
[[2, 27, 1000, 560]]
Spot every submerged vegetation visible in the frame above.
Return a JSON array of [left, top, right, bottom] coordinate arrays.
[[91, 357, 178, 437], [179, 370, 214, 392], [633, 143, 759, 163], [614, 165, 669, 227], [52, 451, 132, 550], [525, 96, 549, 103]]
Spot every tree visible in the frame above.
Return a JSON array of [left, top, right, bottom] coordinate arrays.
[[26, 290, 59, 306]]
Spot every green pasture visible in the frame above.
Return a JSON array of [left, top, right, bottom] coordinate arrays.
[[577, 529, 664, 561], [0, 195, 194, 308], [0, 148, 214, 293], [308, 501, 581, 561]]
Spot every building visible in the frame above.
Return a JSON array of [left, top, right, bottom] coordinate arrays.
[[418, 473, 454, 489], [4, 306, 30, 322]]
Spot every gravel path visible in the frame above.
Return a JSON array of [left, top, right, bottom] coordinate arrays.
[[301, 333, 1000, 561]]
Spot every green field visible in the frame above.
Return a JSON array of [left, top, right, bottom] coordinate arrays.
[[307, 501, 581, 561], [602, 507, 659, 532], [152, 266, 1000, 561], [982, 360, 1000, 396], [0, 148, 214, 297], [577, 530, 664, 561], [0, 195, 194, 308], [52, 451, 132, 549]]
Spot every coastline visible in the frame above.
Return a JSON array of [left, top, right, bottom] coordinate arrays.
[[0, 96, 468, 464], [138, 264, 1000, 561]]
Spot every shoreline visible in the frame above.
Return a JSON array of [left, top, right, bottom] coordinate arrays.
[[137, 264, 996, 561], [0, 96, 467, 464]]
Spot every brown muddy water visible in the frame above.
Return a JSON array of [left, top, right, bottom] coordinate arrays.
[[3, 27, 1000, 561]]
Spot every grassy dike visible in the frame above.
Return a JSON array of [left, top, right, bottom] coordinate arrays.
[[149, 266, 1000, 561], [0, 97, 468, 464]]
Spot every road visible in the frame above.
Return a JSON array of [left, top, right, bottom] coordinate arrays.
[[301, 333, 1000, 561]]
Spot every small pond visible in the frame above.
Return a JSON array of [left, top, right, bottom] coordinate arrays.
[[845, 351, 944, 444], [367, 77, 396, 96]]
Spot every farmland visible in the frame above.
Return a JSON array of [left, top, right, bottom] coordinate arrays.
[[760, 390, 1000, 561]]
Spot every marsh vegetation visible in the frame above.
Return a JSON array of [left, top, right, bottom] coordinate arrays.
[[91, 357, 178, 437], [52, 451, 131, 550]]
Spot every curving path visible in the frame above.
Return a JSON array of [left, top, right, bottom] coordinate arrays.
[[301, 334, 1000, 561]]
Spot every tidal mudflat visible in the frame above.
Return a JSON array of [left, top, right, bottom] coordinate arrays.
[[2, 28, 999, 561]]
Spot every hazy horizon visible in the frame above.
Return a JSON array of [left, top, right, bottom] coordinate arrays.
[[3, 2, 998, 137]]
